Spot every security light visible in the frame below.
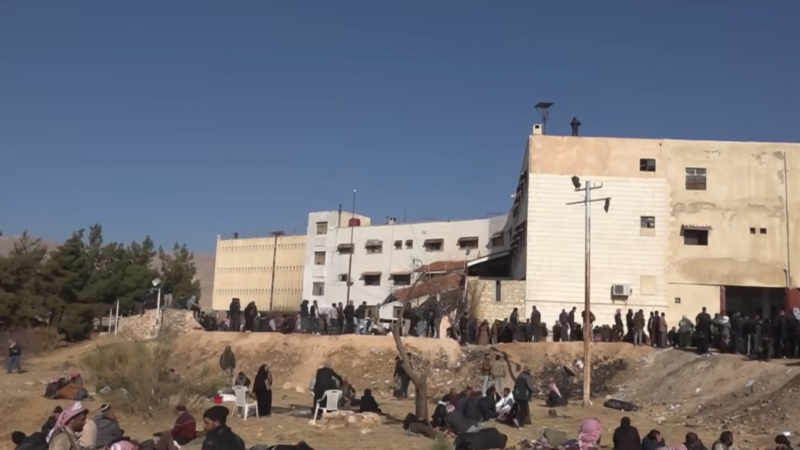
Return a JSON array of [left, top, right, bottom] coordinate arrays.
[[151, 278, 162, 287], [571, 176, 581, 190], [604, 198, 611, 213]]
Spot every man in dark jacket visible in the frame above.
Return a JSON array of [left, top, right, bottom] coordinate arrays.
[[313, 365, 344, 415], [570, 117, 581, 137], [201, 406, 245, 450], [344, 301, 355, 334], [355, 302, 367, 335], [228, 298, 241, 332], [299, 300, 310, 333], [530, 306, 542, 342], [219, 345, 236, 383], [7, 340, 21, 374], [444, 410, 478, 436], [633, 310, 645, 346], [512, 366, 536, 428], [612, 417, 640, 450], [94, 404, 124, 449], [696, 307, 712, 355]]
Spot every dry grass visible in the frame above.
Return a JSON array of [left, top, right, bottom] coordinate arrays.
[[80, 329, 225, 416], [1, 327, 62, 356]]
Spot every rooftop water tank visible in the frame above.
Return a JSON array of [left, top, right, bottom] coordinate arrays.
[[348, 218, 361, 227]]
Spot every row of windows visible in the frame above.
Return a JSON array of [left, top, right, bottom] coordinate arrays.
[[312, 236, 501, 265], [311, 273, 412, 295], [639, 217, 770, 245], [638, 159, 707, 191], [216, 266, 303, 273], [218, 243, 304, 253], [215, 288, 301, 295]]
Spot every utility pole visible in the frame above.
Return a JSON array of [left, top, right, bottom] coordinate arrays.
[[345, 189, 357, 305], [566, 177, 611, 407]]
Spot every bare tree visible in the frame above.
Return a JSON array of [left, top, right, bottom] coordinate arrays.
[[445, 278, 487, 342]]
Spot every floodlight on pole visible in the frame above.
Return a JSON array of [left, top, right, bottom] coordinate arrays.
[[535, 101, 554, 135], [565, 177, 612, 407]]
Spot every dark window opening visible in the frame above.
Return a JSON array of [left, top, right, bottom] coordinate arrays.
[[760, 228, 767, 235], [640, 216, 655, 229], [750, 228, 756, 234], [392, 274, 411, 286], [363, 275, 381, 286], [640, 158, 656, 172], [685, 167, 707, 190], [394, 240, 402, 250], [683, 229, 709, 246]]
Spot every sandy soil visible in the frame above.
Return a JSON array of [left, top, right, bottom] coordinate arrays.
[[2, 332, 796, 450]]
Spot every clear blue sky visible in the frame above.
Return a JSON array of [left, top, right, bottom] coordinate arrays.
[[1, 1, 798, 254]]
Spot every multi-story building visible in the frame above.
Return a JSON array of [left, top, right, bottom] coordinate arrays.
[[301, 210, 509, 309], [512, 124, 800, 326], [211, 233, 306, 311]]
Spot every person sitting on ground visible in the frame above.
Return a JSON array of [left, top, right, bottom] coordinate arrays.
[[151, 405, 196, 447], [578, 418, 602, 450], [641, 429, 666, 450], [684, 432, 708, 450], [358, 389, 382, 414], [42, 406, 63, 434], [477, 387, 497, 421], [612, 417, 640, 450], [545, 382, 568, 407], [494, 388, 514, 420], [201, 406, 245, 450], [712, 431, 740, 450], [431, 395, 452, 429], [443, 408, 479, 437], [94, 404, 124, 449], [12, 431, 27, 447], [47, 402, 89, 450], [13, 429, 49, 450], [776, 435, 794, 450], [77, 407, 97, 450], [233, 372, 250, 389], [463, 391, 483, 422]]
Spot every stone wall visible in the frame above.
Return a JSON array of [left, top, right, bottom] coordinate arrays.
[[469, 277, 527, 321]]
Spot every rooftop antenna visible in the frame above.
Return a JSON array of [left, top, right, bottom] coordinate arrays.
[[535, 101, 554, 134]]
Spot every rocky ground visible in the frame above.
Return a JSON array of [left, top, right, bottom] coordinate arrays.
[[2, 330, 797, 450]]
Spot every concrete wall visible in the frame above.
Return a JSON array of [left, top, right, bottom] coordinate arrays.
[[302, 211, 509, 308], [211, 234, 306, 311], [525, 173, 670, 326], [525, 133, 800, 323], [471, 278, 527, 321]]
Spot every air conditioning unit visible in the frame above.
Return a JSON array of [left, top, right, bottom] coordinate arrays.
[[611, 284, 631, 297], [532, 124, 543, 135]]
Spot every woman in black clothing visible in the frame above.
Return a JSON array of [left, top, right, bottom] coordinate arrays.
[[253, 365, 273, 417], [358, 389, 382, 413]]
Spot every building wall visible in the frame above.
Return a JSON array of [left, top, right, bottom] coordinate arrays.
[[470, 278, 527, 321], [525, 133, 800, 322], [302, 211, 509, 308], [525, 173, 671, 326], [212, 234, 306, 311]]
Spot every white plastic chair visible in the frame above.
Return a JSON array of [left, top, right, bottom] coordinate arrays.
[[232, 386, 258, 420], [311, 389, 342, 425]]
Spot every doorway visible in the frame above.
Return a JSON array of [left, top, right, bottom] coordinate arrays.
[[723, 286, 785, 319]]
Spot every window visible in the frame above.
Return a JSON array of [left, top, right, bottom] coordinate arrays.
[[683, 229, 709, 246], [750, 227, 756, 234], [337, 274, 349, 282], [640, 216, 655, 229], [314, 251, 326, 265], [315, 221, 327, 235], [495, 280, 501, 302], [365, 240, 383, 254], [312, 282, 324, 296], [512, 206, 519, 218], [363, 274, 381, 286], [640, 158, 656, 172], [392, 274, 411, 286], [424, 239, 444, 252], [458, 237, 479, 250], [394, 240, 402, 250], [685, 167, 707, 190], [337, 243, 353, 254], [760, 228, 767, 235], [491, 233, 504, 247], [405, 239, 413, 249]]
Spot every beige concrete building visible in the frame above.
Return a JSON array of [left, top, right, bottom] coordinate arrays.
[[211, 234, 306, 311], [511, 125, 800, 326]]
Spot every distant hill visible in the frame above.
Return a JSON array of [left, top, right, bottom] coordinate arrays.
[[0, 235, 215, 309]]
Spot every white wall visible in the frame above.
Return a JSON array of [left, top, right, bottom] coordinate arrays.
[[302, 211, 508, 308], [525, 174, 671, 326]]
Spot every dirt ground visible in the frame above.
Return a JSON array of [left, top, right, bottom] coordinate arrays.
[[2, 331, 797, 450]]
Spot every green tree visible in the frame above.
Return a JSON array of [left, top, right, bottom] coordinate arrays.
[[158, 243, 201, 305], [0, 232, 50, 328]]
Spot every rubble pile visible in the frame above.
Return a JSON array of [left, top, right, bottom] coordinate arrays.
[[309, 410, 383, 432], [117, 310, 201, 340]]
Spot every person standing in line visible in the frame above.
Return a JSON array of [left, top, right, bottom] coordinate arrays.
[[512, 366, 536, 429], [490, 354, 506, 393], [7, 339, 22, 374]]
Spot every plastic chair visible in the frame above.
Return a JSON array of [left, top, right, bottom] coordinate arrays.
[[232, 386, 258, 420], [311, 389, 342, 425]]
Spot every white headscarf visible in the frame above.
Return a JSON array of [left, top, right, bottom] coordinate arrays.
[[792, 308, 800, 321]]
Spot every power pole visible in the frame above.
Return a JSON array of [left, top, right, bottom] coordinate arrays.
[[566, 177, 611, 406], [345, 190, 357, 305]]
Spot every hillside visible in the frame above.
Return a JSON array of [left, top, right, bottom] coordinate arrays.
[[0, 234, 215, 308]]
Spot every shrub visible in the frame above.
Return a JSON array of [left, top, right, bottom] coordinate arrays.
[[80, 329, 224, 416]]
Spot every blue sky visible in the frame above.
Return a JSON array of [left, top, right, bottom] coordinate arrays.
[[1, 1, 798, 254]]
